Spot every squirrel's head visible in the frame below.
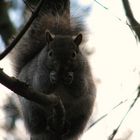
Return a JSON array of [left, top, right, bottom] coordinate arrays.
[[45, 31, 83, 85], [45, 30, 82, 65]]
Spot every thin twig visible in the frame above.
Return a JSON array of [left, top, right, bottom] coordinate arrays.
[[0, 0, 45, 60], [94, 0, 108, 10], [87, 99, 128, 130], [87, 86, 137, 131], [108, 85, 140, 140], [23, 0, 34, 12], [94, 0, 130, 27]]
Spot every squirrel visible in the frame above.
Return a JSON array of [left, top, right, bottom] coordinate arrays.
[[10, 2, 96, 140]]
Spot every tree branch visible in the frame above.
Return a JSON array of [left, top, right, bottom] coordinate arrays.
[[0, 68, 58, 107], [0, 0, 45, 60], [122, 0, 139, 26], [122, 0, 140, 41]]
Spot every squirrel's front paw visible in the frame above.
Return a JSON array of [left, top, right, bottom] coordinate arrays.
[[50, 71, 57, 84], [63, 72, 73, 85]]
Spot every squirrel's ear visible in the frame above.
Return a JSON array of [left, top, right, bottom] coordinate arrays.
[[74, 33, 82, 46], [45, 31, 54, 43]]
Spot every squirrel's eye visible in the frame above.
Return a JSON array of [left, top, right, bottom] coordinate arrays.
[[71, 51, 76, 59], [48, 50, 54, 58]]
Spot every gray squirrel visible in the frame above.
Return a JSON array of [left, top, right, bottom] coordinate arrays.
[[10, 3, 96, 140]]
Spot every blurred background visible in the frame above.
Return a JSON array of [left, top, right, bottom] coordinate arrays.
[[0, 0, 140, 140]]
